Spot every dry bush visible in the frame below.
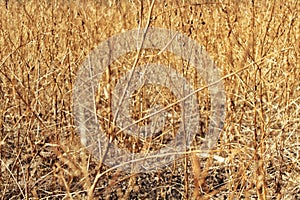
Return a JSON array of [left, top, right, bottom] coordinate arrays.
[[0, 0, 299, 199]]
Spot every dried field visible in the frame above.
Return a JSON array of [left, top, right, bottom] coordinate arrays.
[[0, 0, 299, 199]]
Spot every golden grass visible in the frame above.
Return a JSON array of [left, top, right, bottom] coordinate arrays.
[[0, 0, 299, 199]]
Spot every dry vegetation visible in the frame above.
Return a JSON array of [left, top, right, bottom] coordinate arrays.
[[0, 0, 299, 199]]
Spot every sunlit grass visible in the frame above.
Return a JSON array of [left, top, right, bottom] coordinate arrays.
[[0, 0, 299, 199]]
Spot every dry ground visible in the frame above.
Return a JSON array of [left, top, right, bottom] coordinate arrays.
[[0, 0, 299, 199]]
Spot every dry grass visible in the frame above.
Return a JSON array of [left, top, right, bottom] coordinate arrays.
[[0, 0, 299, 199]]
